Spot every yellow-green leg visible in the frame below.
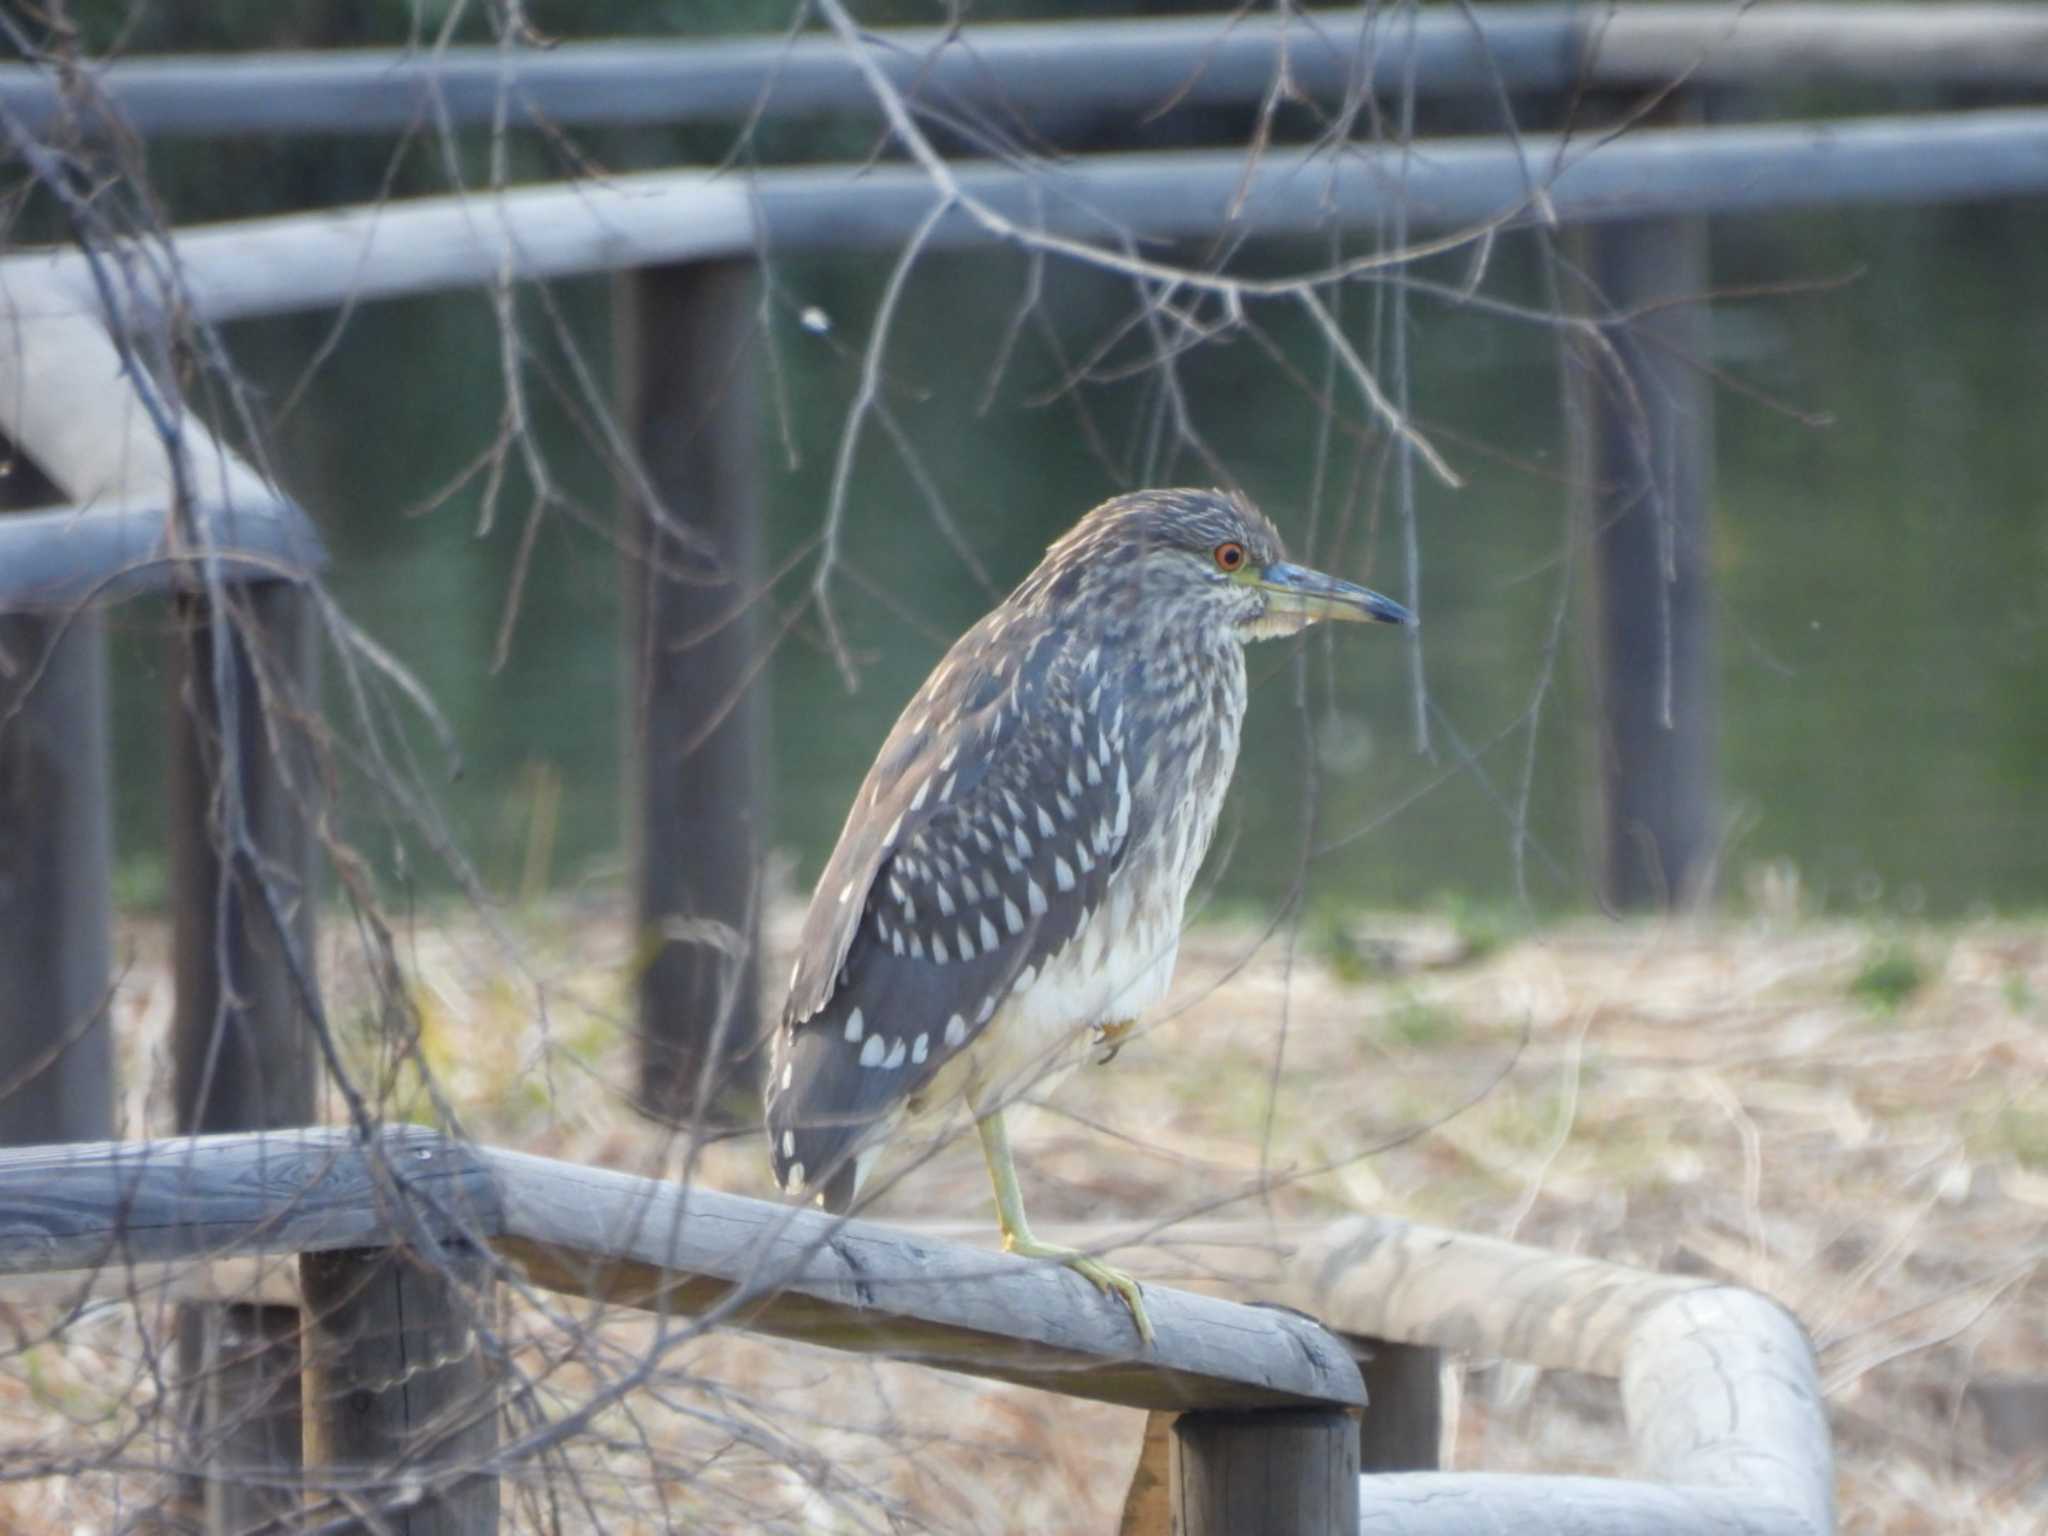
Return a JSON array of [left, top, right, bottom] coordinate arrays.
[[976, 1108, 1153, 1345]]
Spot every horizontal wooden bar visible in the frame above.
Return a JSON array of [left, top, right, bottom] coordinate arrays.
[[484, 1146, 1362, 1413], [0, 1127, 496, 1276], [0, 498, 325, 609], [2, 7, 2045, 141], [0, 1129, 1363, 1415], [12, 109, 2047, 338], [1292, 1217, 1833, 1536], [0, 1135, 1831, 1522], [1346, 1474, 1819, 1535]]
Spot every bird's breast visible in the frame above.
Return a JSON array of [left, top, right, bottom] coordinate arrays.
[[956, 643, 1248, 1107]]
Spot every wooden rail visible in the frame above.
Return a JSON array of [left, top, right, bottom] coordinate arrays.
[[0, 1127, 1363, 1414], [0, 1129, 1835, 1534], [4, 5, 2047, 140], [14, 111, 2048, 334]]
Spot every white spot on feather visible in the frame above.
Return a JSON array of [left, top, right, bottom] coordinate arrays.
[[860, 1033, 886, 1067], [979, 914, 999, 949], [1003, 897, 1024, 934], [883, 1037, 907, 1069], [946, 1013, 969, 1046], [1054, 856, 1076, 892], [785, 1161, 805, 1191], [781, 1131, 795, 1157], [1027, 878, 1048, 916], [910, 778, 931, 812], [912, 1033, 929, 1064], [845, 1008, 865, 1043]]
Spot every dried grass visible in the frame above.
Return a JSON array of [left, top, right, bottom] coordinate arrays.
[[3, 895, 2043, 1531]]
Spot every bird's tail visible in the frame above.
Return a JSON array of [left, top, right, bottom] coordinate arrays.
[[765, 1024, 892, 1215]]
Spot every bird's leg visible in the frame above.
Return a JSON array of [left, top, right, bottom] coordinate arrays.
[[975, 1108, 1153, 1345]]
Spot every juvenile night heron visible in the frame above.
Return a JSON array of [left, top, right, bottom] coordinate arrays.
[[766, 488, 1411, 1341]]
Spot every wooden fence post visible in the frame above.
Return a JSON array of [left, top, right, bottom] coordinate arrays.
[[169, 579, 320, 1532], [1572, 100, 1717, 911], [169, 581, 318, 1137], [617, 259, 766, 1126], [1357, 1338, 1443, 1472], [1171, 1409, 1361, 1536], [203, 1302, 306, 1533], [0, 445, 112, 1147], [301, 1244, 499, 1535]]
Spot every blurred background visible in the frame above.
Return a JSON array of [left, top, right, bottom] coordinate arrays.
[[51, 0, 2045, 929]]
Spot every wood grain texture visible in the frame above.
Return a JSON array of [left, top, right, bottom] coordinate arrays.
[[1295, 1217, 1832, 1534], [483, 1146, 1364, 1414], [0, 1127, 498, 1278], [301, 1244, 498, 1536], [1173, 1409, 1360, 1536], [1621, 1286, 1833, 1535]]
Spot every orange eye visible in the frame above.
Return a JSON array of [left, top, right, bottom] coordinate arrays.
[[1214, 541, 1247, 573]]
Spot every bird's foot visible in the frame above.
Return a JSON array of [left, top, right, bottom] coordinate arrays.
[[1091, 1017, 1137, 1065], [1002, 1232, 1154, 1345]]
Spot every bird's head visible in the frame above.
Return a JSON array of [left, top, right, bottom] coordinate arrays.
[[1022, 487, 1414, 644]]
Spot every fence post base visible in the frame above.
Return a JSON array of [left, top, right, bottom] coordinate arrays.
[[301, 1243, 499, 1536], [1171, 1407, 1361, 1536]]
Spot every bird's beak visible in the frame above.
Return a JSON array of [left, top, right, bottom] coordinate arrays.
[[1253, 561, 1415, 626]]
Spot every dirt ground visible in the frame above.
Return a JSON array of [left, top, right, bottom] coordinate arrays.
[[4, 897, 2044, 1532]]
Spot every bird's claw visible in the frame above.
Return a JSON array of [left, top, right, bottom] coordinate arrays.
[[1004, 1234, 1154, 1345]]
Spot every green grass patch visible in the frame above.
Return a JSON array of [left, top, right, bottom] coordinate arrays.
[[1387, 998, 1461, 1048], [1850, 940, 1926, 1013]]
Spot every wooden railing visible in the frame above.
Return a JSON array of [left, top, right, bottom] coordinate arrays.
[[0, 1126, 1832, 1535]]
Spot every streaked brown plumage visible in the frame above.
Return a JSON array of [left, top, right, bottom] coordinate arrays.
[[766, 487, 1411, 1340]]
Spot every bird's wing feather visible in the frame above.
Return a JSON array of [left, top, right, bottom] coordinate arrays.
[[767, 618, 1133, 1208]]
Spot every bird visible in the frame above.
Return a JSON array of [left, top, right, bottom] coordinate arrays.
[[765, 487, 1412, 1343]]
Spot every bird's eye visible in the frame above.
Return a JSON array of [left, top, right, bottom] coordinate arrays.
[[1213, 541, 1247, 573]]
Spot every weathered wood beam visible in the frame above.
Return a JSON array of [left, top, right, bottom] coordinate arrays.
[[1293, 1216, 1833, 1535], [11, 111, 2048, 330], [5, 6, 2048, 141], [482, 1146, 1364, 1414], [0, 1131, 1365, 1415], [0, 1128, 499, 1277]]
